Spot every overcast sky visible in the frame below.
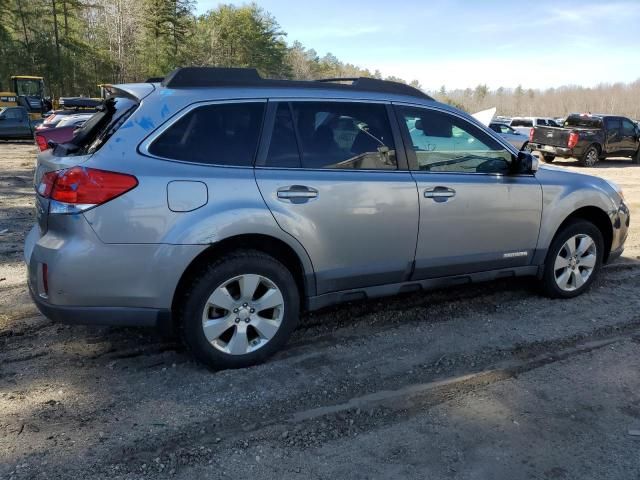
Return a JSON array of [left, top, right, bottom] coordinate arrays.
[[195, 0, 640, 90]]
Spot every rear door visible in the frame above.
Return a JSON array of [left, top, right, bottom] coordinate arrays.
[[255, 100, 419, 295], [604, 117, 623, 155], [395, 104, 542, 278]]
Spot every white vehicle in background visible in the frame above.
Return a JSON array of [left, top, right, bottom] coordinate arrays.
[[509, 117, 560, 135], [489, 122, 530, 150], [55, 112, 94, 129]]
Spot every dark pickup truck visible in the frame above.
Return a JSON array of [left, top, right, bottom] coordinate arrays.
[[529, 113, 640, 166], [0, 106, 40, 140]]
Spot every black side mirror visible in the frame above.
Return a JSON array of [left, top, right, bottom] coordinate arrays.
[[515, 150, 539, 173]]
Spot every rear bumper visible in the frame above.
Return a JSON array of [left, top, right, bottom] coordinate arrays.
[[530, 143, 582, 158], [28, 283, 171, 328], [24, 215, 205, 329]]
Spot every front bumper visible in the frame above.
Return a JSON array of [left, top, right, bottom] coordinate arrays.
[[608, 200, 630, 263]]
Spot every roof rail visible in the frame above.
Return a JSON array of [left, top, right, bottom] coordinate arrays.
[[145, 76, 164, 83], [161, 67, 433, 100]]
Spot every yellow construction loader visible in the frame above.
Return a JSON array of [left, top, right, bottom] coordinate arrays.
[[0, 76, 49, 120]]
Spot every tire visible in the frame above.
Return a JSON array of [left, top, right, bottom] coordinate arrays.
[[543, 154, 555, 163], [540, 220, 604, 299], [580, 145, 599, 167], [521, 142, 531, 152], [632, 148, 640, 165], [179, 250, 300, 369]]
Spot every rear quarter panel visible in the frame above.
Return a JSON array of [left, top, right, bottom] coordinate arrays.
[[79, 92, 314, 290]]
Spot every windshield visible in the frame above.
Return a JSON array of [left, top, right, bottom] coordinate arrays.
[[15, 79, 43, 97], [564, 115, 602, 128]]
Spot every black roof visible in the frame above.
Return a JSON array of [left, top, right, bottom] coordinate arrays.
[[161, 67, 432, 100]]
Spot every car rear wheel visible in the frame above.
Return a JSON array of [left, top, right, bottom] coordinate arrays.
[[580, 146, 599, 167], [180, 250, 300, 369], [632, 148, 640, 164], [541, 220, 603, 298], [543, 154, 555, 163]]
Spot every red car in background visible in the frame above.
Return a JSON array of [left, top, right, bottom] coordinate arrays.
[[35, 125, 77, 151]]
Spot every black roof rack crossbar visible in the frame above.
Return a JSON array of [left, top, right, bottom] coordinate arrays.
[[315, 77, 360, 83], [162, 67, 261, 88], [161, 67, 432, 100]]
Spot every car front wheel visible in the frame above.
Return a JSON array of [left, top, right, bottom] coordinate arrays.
[[180, 250, 300, 369], [541, 220, 603, 298]]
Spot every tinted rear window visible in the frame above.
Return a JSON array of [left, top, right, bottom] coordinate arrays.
[[564, 115, 603, 128], [510, 119, 532, 127], [149, 102, 265, 166]]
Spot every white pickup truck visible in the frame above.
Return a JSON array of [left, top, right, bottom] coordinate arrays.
[[509, 117, 560, 136]]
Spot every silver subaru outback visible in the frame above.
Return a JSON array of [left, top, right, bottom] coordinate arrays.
[[25, 67, 630, 369]]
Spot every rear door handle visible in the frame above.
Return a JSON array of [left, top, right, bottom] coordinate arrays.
[[277, 185, 318, 203], [424, 186, 456, 199]]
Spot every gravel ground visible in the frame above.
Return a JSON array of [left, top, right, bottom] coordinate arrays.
[[1, 144, 640, 480]]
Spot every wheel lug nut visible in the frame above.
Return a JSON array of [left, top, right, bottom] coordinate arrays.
[[235, 318, 240, 323], [250, 308, 255, 313], [244, 318, 250, 323], [233, 308, 238, 313], [243, 303, 248, 307]]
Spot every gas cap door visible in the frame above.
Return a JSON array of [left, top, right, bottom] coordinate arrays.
[[167, 180, 208, 212]]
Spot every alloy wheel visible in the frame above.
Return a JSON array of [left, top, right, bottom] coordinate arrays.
[[553, 234, 597, 292], [201, 274, 284, 355], [584, 149, 598, 166]]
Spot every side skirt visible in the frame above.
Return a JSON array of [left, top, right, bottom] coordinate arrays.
[[306, 265, 541, 311]]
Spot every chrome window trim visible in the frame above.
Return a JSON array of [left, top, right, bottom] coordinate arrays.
[[137, 98, 268, 167]]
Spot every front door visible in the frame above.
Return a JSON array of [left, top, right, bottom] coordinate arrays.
[[255, 101, 419, 295], [620, 118, 639, 155], [394, 104, 543, 279]]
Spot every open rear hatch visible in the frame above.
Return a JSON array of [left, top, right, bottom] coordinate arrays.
[[34, 88, 144, 233]]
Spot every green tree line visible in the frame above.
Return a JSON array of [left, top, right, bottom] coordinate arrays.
[[0, 0, 420, 98]]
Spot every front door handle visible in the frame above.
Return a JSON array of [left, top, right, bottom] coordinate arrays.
[[424, 186, 456, 200], [277, 185, 318, 203]]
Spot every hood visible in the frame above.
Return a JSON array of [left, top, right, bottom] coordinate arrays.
[[471, 107, 496, 127]]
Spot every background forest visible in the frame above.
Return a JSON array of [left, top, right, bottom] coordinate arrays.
[[1, 0, 639, 118]]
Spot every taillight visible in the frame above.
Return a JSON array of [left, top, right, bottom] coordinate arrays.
[[35, 134, 48, 151], [529, 127, 534, 142], [37, 167, 138, 213], [37, 171, 58, 197], [568, 132, 579, 149]]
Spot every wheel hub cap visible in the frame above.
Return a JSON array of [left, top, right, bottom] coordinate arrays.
[[201, 274, 285, 355], [553, 234, 597, 292]]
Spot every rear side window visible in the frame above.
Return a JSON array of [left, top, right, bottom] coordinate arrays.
[[149, 102, 265, 166], [511, 119, 532, 127], [4, 109, 23, 120], [605, 118, 622, 131], [284, 101, 396, 170]]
